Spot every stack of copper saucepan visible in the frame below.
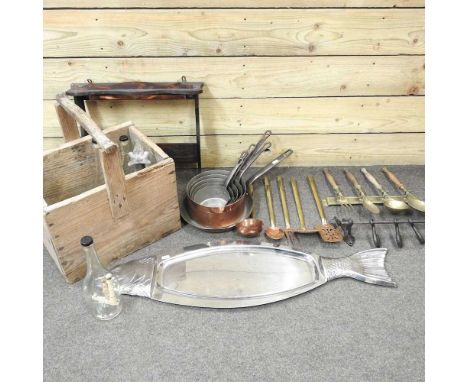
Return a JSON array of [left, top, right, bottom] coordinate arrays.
[[184, 131, 293, 229]]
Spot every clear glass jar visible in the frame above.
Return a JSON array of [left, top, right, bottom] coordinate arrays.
[[81, 236, 122, 320]]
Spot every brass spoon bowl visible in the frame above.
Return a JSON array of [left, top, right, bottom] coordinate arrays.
[[236, 218, 263, 237], [383, 197, 410, 214]]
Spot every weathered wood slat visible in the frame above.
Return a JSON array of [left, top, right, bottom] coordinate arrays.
[[43, 97, 424, 137], [43, 133, 425, 166], [44, 9, 424, 57], [44, 0, 425, 9], [43, 56, 425, 99], [54, 103, 80, 141]]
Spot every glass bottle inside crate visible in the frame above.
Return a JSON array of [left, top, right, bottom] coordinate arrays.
[[81, 236, 122, 320], [118, 134, 131, 174]]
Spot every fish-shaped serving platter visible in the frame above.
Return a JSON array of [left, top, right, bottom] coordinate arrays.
[[112, 242, 396, 309]]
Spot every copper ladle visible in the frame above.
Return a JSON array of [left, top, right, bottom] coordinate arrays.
[[236, 183, 263, 237], [263, 176, 285, 240]]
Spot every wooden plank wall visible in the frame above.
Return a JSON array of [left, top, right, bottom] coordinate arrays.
[[43, 0, 425, 166]]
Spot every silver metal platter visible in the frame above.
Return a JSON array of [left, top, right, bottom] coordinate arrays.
[[180, 196, 253, 232], [113, 242, 396, 309]]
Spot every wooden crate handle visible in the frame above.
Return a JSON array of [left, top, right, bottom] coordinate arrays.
[[56, 94, 116, 154], [55, 93, 129, 219], [54, 103, 81, 142]]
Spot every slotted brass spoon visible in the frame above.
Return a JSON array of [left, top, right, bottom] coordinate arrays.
[[307, 175, 343, 243]]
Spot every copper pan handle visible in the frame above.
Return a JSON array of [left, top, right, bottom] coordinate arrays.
[[247, 149, 293, 185]]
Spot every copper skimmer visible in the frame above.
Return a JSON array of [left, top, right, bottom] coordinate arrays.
[[307, 175, 343, 243]]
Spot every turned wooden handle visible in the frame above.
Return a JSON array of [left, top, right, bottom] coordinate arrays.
[[56, 93, 116, 154], [382, 167, 404, 189], [323, 168, 339, 190], [361, 168, 383, 192], [344, 170, 358, 188]]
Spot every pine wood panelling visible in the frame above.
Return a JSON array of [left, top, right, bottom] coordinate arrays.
[[43, 133, 425, 166], [43, 97, 424, 137], [44, 0, 425, 9], [43, 56, 425, 99], [44, 10, 424, 57], [43, 2, 424, 165]]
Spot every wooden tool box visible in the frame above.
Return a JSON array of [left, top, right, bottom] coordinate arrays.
[[43, 95, 181, 283]]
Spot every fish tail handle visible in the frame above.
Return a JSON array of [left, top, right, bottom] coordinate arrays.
[[321, 248, 397, 287]]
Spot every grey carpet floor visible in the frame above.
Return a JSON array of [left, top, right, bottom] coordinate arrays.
[[44, 165, 425, 382]]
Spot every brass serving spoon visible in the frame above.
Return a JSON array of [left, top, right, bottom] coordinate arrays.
[[344, 169, 380, 214], [236, 183, 263, 237], [361, 168, 410, 214], [382, 167, 425, 213], [263, 176, 285, 240]]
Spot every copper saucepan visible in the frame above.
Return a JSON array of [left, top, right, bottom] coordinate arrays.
[[185, 149, 293, 229]]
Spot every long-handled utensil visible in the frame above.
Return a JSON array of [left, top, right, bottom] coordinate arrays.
[[236, 183, 263, 237], [394, 219, 403, 248], [382, 167, 425, 213], [224, 150, 249, 188], [408, 219, 425, 244], [264, 176, 284, 240], [290, 176, 307, 231], [323, 169, 353, 210], [277, 176, 299, 247], [344, 169, 380, 214], [361, 168, 410, 214], [307, 175, 343, 243], [369, 218, 382, 248]]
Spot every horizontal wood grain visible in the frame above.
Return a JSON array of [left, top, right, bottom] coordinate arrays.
[[43, 133, 425, 166], [44, 9, 424, 57], [43, 97, 424, 137], [44, 0, 425, 8], [43, 56, 425, 99]]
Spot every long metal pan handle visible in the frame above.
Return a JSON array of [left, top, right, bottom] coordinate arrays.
[[251, 130, 272, 157], [236, 141, 272, 180], [247, 149, 293, 185], [239, 132, 269, 175], [224, 150, 248, 187]]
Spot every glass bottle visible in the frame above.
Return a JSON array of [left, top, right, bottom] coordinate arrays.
[[81, 236, 122, 320], [118, 134, 131, 174]]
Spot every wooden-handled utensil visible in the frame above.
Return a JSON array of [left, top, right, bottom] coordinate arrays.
[[307, 175, 343, 243], [361, 168, 410, 214], [323, 169, 352, 210], [344, 169, 380, 214], [382, 167, 425, 212]]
